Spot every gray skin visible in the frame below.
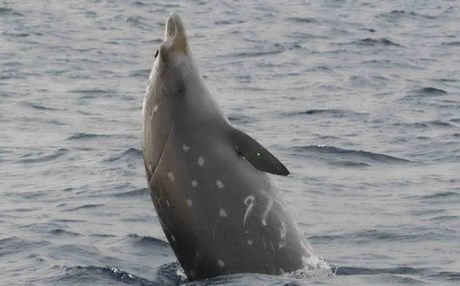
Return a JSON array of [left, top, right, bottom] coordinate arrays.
[[142, 12, 312, 281]]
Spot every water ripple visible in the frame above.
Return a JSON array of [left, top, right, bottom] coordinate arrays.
[[290, 145, 412, 165], [349, 38, 403, 47], [19, 148, 68, 164]]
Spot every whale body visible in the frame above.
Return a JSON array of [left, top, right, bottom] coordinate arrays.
[[142, 12, 312, 280]]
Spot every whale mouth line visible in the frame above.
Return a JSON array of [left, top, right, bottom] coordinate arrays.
[[150, 125, 171, 180]]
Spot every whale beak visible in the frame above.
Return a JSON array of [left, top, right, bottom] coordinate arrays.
[[164, 12, 188, 54]]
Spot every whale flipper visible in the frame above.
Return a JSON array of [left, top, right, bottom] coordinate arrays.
[[232, 128, 290, 176]]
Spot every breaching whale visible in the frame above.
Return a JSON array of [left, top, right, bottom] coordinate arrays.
[[142, 12, 313, 280]]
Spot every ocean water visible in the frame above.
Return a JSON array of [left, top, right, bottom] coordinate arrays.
[[1, 0, 459, 285]]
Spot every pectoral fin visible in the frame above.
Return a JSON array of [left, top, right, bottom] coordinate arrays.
[[231, 128, 290, 176]]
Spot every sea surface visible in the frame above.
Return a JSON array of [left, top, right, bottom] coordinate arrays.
[[1, 0, 459, 285]]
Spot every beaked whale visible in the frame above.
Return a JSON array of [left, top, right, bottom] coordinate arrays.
[[142, 12, 313, 280]]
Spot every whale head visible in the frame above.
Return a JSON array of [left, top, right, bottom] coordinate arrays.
[[143, 13, 226, 177]]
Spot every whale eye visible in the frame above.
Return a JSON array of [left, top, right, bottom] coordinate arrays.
[[154, 49, 159, 59]]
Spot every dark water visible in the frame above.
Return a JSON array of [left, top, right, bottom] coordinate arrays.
[[1, 0, 459, 285]]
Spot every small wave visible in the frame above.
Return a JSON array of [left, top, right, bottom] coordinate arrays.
[[350, 38, 403, 47], [419, 87, 447, 95], [69, 204, 105, 211], [0, 236, 49, 257], [425, 120, 454, 127], [67, 133, 111, 140], [442, 41, 460, 46], [225, 44, 285, 58], [114, 188, 148, 198], [23, 102, 59, 111], [19, 148, 68, 164], [422, 191, 460, 200], [404, 87, 447, 99], [400, 120, 455, 128], [429, 215, 459, 221], [0, 7, 23, 16], [378, 10, 437, 20], [283, 109, 368, 118], [50, 229, 80, 236], [106, 148, 143, 162], [227, 113, 258, 124], [68, 88, 116, 99], [126, 16, 154, 30], [127, 234, 170, 248], [215, 19, 245, 25], [310, 227, 443, 244], [55, 265, 156, 285], [291, 145, 411, 165], [132, 1, 147, 6], [129, 68, 150, 77], [334, 266, 423, 276], [286, 17, 319, 24], [430, 271, 460, 281]]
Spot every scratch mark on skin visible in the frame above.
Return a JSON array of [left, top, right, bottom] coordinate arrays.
[[278, 217, 287, 248], [261, 195, 274, 226], [243, 195, 255, 228]]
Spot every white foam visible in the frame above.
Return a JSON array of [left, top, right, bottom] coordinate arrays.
[[282, 255, 333, 279], [175, 267, 188, 282]]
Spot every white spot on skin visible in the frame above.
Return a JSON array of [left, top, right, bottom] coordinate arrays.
[[191, 180, 198, 187], [216, 180, 224, 189], [247, 239, 253, 245], [154, 104, 159, 113], [166, 200, 170, 207], [243, 195, 255, 227], [167, 172, 175, 181], [217, 260, 225, 267], [186, 199, 192, 207], [219, 209, 227, 217], [171, 234, 176, 242], [197, 157, 204, 166], [182, 144, 190, 151]]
